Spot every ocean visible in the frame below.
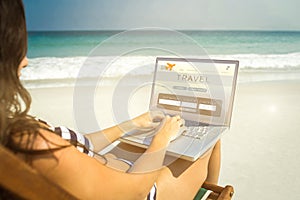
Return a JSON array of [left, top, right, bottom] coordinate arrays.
[[21, 30, 300, 88]]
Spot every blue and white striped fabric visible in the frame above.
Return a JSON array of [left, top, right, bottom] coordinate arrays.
[[52, 126, 95, 157], [147, 183, 157, 200]]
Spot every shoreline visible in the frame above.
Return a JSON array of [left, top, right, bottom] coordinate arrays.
[[24, 69, 300, 89]]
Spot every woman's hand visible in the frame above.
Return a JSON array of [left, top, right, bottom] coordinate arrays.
[[153, 115, 184, 145], [131, 110, 165, 130], [129, 115, 184, 173]]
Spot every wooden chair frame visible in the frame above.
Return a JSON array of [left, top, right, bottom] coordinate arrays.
[[201, 182, 234, 200], [0, 145, 233, 200]]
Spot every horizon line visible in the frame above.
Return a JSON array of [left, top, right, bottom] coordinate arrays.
[[27, 29, 300, 32]]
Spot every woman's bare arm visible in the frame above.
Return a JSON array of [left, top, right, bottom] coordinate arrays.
[[31, 129, 162, 199], [129, 115, 183, 173], [32, 115, 180, 199], [84, 122, 133, 152], [85, 111, 165, 152]]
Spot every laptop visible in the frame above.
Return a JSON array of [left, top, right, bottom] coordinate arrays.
[[120, 57, 239, 161]]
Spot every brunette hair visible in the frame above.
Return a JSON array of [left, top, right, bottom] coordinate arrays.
[[0, 1, 33, 198], [0, 0, 42, 150], [1, 0, 99, 154], [0, 1, 101, 198]]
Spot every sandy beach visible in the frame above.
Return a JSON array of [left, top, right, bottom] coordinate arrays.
[[220, 80, 300, 199], [28, 80, 300, 200]]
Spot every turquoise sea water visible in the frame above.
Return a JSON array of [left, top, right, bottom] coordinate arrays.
[[28, 30, 300, 57], [22, 30, 300, 87]]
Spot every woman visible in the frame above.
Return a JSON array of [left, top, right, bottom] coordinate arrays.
[[0, 0, 221, 199]]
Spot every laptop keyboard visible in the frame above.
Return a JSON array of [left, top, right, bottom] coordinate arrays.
[[182, 126, 209, 139]]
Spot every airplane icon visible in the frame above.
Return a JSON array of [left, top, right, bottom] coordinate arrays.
[[165, 63, 176, 71]]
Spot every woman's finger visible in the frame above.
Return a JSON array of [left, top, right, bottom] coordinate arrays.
[[150, 110, 165, 122]]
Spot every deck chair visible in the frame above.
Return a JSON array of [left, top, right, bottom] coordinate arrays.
[[0, 144, 234, 200], [0, 144, 77, 200], [194, 182, 234, 200]]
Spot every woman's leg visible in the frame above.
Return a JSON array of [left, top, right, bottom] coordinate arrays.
[[205, 140, 221, 184], [156, 151, 211, 200], [156, 141, 221, 200]]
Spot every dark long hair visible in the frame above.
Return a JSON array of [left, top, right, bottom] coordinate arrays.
[[0, 0, 40, 151], [0, 1, 65, 198], [0, 0, 78, 155], [0, 1, 105, 198]]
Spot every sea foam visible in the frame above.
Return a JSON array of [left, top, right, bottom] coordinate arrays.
[[20, 53, 300, 88]]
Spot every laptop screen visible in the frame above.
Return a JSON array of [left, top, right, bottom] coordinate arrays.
[[149, 57, 239, 127]]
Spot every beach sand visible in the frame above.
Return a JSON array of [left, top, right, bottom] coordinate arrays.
[[28, 80, 300, 200], [220, 80, 300, 199]]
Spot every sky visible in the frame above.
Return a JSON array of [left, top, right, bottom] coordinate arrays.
[[23, 0, 300, 31]]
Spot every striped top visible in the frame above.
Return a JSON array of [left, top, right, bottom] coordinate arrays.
[[51, 126, 95, 157], [38, 118, 95, 157]]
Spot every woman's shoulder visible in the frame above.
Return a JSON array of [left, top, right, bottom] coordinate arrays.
[[35, 125, 72, 150]]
